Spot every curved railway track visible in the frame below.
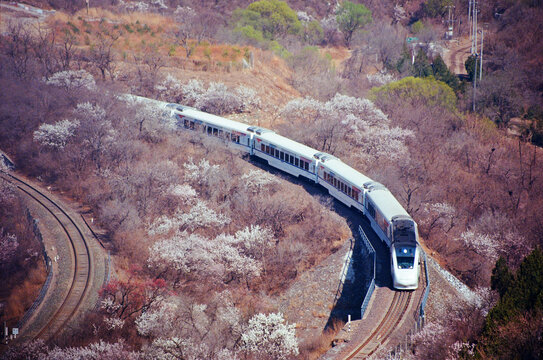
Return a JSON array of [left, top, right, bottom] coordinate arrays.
[[344, 291, 413, 359], [0, 171, 92, 341]]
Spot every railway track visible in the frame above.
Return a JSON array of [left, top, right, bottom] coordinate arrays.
[[0, 171, 92, 341], [344, 291, 413, 359]]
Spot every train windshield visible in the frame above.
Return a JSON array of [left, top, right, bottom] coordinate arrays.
[[392, 218, 416, 244], [395, 246, 415, 269]]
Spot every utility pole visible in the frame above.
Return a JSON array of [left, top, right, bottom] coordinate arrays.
[[468, 0, 473, 52], [473, 53, 477, 112], [472, 1, 478, 55], [479, 28, 484, 81], [446, 5, 455, 39]]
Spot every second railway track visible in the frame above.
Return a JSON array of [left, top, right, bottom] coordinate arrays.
[[344, 291, 413, 359], [1, 171, 93, 341]]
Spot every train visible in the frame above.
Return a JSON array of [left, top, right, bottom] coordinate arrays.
[[136, 97, 421, 290]]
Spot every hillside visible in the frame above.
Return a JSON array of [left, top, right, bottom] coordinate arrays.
[[1, 1, 543, 359]]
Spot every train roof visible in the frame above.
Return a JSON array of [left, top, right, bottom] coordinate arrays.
[[320, 157, 373, 190], [172, 105, 251, 134], [257, 132, 319, 160], [366, 184, 411, 222]]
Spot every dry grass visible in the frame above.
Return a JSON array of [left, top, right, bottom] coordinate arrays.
[[299, 318, 346, 359], [3, 263, 46, 325]]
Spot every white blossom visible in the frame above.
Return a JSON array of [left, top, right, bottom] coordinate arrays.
[[44, 340, 140, 360], [178, 200, 231, 230], [241, 312, 299, 360], [241, 169, 279, 193], [33, 119, 80, 149], [366, 70, 397, 87], [148, 232, 219, 275], [181, 81, 259, 114], [181, 79, 205, 105], [104, 317, 125, 330], [230, 225, 274, 259], [101, 297, 122, 314], [459, 230, 499, 260], [235, 85, 261, 111], [74, 102, 106, 122], [0, 232, 18, 263], [155, 74, 182, 102], [46, 70, 96, 90], [136, 301, 178, 337], [167, 184, 197, 204], [183, 158, 221, 185]]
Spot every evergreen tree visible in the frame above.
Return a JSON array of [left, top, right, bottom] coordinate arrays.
[[432, 55, 460, 93], [413, 49, 432, 78], [491, 256, 514, 298], [465, 54, 477, 82]]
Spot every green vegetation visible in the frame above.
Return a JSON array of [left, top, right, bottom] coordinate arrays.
[[370, 76, 457, 112], [479, 249, 543, 358], [465, 54, 477, 82], [232, 0, 302, 41], [413, 49, 433, 78], [431, 55, 460, 93], [411, 20, 424, 34], [335, 0, 372, 46]]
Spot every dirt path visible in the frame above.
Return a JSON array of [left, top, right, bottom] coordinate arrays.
[[443, 37, 472, 75]]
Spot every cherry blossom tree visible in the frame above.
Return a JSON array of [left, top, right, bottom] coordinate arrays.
[[183, 158, 221, 186], [241, 169, 279, 194], [46, 70, 96, 91], [44, 341, 141, 360], [148, 200, 230, 235], [147, 229, 262, 284], [179, 81, 261, 115], [240, 312, 299, 360], [155, 74, 182, 103], [136, 292, 243, 359], [33, 119, 80, 150], [280, 93, 412, 163]]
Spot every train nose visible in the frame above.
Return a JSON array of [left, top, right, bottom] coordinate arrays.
[[393, 271, 418, 289]]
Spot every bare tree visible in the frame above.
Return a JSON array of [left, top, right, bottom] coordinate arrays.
[[3, 22, 35, 79], [89, 33, 118, 80]]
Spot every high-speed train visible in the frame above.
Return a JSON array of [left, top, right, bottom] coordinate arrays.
[[149, 100, 421, 290]]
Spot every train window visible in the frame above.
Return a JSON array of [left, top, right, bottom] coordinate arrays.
[[280, 152, 284, 161], [353, 188, 359, 201], [261, 143, 265, 151], [367, 202, 376, 218], [304, 161, 309, 171], [184, 119, 189, 128], [341, 182, 345, 193], [219, 130, 223, 137], [190, 121, 195, 130], [295, 158, 299, 167], [232, 134, 240, 143], [348, 187, 352, 197], [290, 155, 294, 164], [266, 145, 270, 154], [275, 149, 279, 158], [333, 178, 336, 187], [213, 128, 218, 136]]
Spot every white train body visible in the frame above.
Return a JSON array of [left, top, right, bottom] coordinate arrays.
[[150, 99, 420, 290], [364, 182, 420, 290]]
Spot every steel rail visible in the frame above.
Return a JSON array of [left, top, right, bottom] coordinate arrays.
[[344, 291, 413, 359], [1, 171, 92, 341]]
